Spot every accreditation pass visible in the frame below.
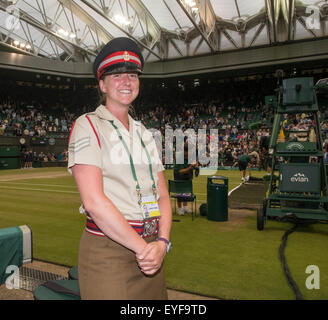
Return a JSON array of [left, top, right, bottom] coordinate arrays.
[[140, 194, 160, 219]]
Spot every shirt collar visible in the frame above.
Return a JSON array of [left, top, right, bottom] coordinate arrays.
[[95, 104, 142, 136]]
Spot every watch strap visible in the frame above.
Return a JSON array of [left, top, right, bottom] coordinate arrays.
[[157, 237, 171, 253], [157, 237, 169, 245]]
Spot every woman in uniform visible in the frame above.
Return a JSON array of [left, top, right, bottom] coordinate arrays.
[[68, 37, 172, 300]]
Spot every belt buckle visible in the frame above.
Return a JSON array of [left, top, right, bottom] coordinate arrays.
[[142, 219, 157, 238]]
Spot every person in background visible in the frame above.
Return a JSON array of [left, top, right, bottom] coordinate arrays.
[[173, 141, 199, 215], [38, 151, 46, 162], [27, 150, 33, 168], [237, 151, 260, 182], [62, 149, 68, 161]]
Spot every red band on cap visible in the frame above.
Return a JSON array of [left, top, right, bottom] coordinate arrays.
[[97, 51, 142, 80]]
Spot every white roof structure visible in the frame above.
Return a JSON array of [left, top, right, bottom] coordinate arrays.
[[0, 0, 327, 63]]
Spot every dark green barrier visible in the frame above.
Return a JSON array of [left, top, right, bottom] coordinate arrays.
[[0, 157, 20, 170], [0, 226, 32, 286], [0, 146, 20, 157]]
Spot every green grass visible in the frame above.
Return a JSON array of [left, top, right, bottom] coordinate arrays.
[[0, 167, 327, 299], [165, 213, 328, 300], [0, 167, 65, 176], [164, 169, 266, 203], [0, 173, 84, 266]]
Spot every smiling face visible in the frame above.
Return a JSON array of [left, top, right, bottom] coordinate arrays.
[[99, 72, 139, 110]]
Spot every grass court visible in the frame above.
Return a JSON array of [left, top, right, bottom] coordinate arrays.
[[0, 167, 327, 299]]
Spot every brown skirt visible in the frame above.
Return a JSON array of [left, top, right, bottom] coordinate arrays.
[[78, 230, 168, 300]]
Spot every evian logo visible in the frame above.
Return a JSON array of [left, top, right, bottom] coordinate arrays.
[[291, 173, 309, 183]]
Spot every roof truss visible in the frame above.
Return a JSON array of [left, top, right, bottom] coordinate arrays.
[[0, 0, 326, 63]]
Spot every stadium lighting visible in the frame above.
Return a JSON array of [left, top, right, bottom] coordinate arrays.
[[57, 28, 71, 38], [184, 0, 196, 7], [12, 40, 32, 51], [114, 14, 131, 26], [56, 28, 77, 41], [183, 0, 198, 12], [184, 0, 193, 5]]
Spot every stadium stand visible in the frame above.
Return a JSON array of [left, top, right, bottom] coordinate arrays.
[[0, 72, 328, 169]]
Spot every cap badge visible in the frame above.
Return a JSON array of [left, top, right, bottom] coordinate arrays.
[[123, 51, 130, 61]]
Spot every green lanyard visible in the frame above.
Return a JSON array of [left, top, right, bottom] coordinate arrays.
[[109, 120, 157, 203]]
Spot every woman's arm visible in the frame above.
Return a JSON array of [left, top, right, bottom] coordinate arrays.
[[136, 171, 172, 275], [157, 171, 172, 240], [72, 163, 147, 255]]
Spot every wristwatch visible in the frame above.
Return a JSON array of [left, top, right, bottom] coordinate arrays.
[[157, 237, 172, 253]]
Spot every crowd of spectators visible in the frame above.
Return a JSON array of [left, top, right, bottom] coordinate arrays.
[[1, 75, 328, 168], [0, 99, 75, 138]]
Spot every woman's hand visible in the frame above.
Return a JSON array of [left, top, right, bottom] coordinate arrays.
[[136, 241, 167, 275]]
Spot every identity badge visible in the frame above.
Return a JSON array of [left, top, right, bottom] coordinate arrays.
[[140, 194, 161, 219]]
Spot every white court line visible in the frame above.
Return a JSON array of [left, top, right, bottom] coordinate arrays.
[[1, 181, 76, 188], [228, 183, 243, 196], [0, 185, 79, 194]]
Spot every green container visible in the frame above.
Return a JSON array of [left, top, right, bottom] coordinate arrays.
[[207, 176, 228, 222]]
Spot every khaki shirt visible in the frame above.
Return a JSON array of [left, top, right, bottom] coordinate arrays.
[[68, 105, 164, 221]]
